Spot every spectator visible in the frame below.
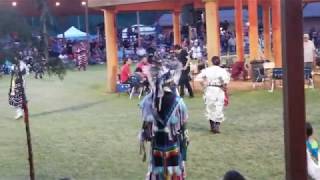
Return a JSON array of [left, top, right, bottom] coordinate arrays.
[[304, 34, 316, 69], [136, 56, 150, 77], [174, 44, 194, 98], [228, 35, 236, 53], [190, 40, 203, 60], [133, 67, 144, 82], [120, 58, 132, 83]]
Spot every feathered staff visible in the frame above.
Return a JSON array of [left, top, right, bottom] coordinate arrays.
[[17, 61, 35, 180]]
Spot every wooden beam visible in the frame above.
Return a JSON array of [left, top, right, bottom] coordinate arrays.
[[89, 0, 160, 8], [248, 0, 259, 61], [282, 0, 307, 179], [113, 0, 193, 12], [173, 10, 182, 45], [262, 1, 272, 60], [235, 0, 244, 61], [272, 0, 282, 67], [104, 8, 118, 93], [204, 0, 220, 64]]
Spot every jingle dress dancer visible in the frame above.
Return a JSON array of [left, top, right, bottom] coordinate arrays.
[[196, 56, 230, 134], [139, 58, 189, 180], [75, 42, 88, 71]]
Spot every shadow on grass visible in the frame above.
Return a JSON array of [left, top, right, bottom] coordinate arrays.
[[30, 100, 106, 118]]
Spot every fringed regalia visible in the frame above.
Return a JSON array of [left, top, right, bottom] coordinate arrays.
[[307, 137, 320, 179], [8, 64, 26, 109], [33, 56, 46, 79], [75, 45, 88, 71], [139, 58, 189, 180]]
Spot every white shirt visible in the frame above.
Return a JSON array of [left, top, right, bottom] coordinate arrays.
[[137, 48, 147, 56], [196, 66, 230, 86], [304, 40, 316, 63], [19, 61, 29, 75], [228, 38, 236, 46], [191, 46, 202, 59]]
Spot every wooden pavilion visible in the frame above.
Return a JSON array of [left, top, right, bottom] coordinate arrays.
[[89, 0, 318, 92], [89, 1, 320, 180]]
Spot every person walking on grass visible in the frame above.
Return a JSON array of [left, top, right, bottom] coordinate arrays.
[[196, 56, 230, 134], [174, 45, 194, 98]]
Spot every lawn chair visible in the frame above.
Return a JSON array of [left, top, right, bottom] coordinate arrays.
[[116, 73, 131, 96], [252, 66, 265, 88], [116, 83, 131, 96], [269, 67, 314, 92], [128, 75, 145, 99], [269, 68, 283, 92]]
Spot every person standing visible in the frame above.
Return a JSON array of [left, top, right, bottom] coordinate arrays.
[[120, 58, 132, 83], [304, 34, 316, 69], [8, 57, 28, 120], [139, 60, 189, 180], [174, 45, 194, 98], [75, 42, 89, 71], [196, 56, 230, 134]]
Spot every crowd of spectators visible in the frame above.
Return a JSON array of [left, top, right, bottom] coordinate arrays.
[[49, 38, 105, 65]]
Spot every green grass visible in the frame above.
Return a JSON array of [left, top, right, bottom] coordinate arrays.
[[0, 65, 319, 180]]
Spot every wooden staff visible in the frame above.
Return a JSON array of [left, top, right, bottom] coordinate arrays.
[[18, 64, 35, 180]]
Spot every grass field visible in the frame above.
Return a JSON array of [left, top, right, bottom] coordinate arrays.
[[0, 65, 319, 180]]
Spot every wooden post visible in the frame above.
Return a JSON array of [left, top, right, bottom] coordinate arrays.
[[248, 0, 259, 61], [104, 8, 118, 93], [234, 0, 244, 61], [282, 0, 307, 179], [262, 2, 272, 60], [204, 0, 220, 65], [173, 10, 181, 45], [136, 11, 141, 47], [272, 0, 282, 67]]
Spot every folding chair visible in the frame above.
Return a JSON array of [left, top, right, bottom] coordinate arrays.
[[128, 75, 145, 99], [116, 83, 131, 96], [252, 66, 265, 89], [270, 68, 283, 92]]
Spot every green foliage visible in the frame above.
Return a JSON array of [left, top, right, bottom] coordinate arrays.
[[0, 9, 32, 42], [0, 48, 16, 64]]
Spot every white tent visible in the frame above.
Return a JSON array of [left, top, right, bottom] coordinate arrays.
[[57, 26, 88, 39]]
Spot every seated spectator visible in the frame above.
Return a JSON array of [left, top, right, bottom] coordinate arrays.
[[231, 61, 249, 80], [136, 56, 150, 77], [223, 170, 246, 180], [306, 122, 320, 180], [120, 58, 132, 83], [133, 67, 144, 82]]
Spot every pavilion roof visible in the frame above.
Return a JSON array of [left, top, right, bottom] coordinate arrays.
[[89, 0, 320, 11]]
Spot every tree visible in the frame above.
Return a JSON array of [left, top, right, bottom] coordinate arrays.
[[34, 0, 66, 80], [34, 0, 53, 61]]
